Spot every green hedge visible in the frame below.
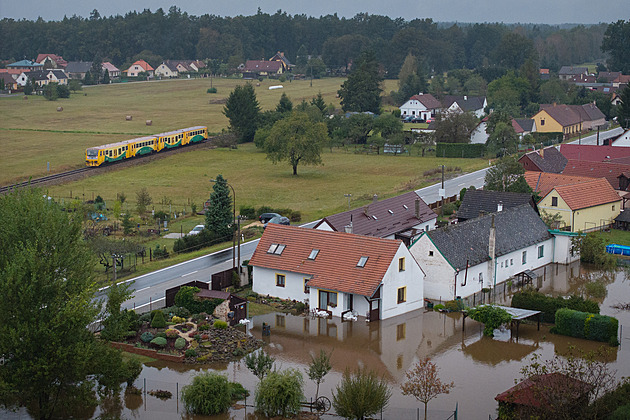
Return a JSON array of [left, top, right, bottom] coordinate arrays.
[[511, 290, 599, 323], [436, 143, 485, 158], [554, 308, 618, 344], [239, 205, 302, 222]]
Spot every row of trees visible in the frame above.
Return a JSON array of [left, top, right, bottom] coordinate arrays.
[[2, 10, 624, 76]]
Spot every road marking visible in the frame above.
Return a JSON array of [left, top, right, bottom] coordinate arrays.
[[182, 270, 198, 277], [134, 297, 165, 310], [137, 286, 150, 292]]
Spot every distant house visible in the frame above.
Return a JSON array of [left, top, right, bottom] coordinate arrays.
[[409, 205, 577, 301], [598, 71, 621, 83], [269, 52, 292, 72], [0, 72, 18, 90], [558, 66, 588, 81], [244, 60, 283, 76], [7, 60, 43, 71], [399, 93, 442, 120], [539, 68, 550, 80], [28, 69, 68, 87], [313, 191, 437, 245], [457, 190, 537, 222], [533, 105, 582, 139], [612, 74, 630, 88], [442, 95, 487, 118], [605, 130, 630, 147], [155, 61, 179, 78], [536, 177, 621, 231], [518, 147, 568, 173], [188, 60, 206, 72], [524, 171, 600, 198], [36, 54, 67, 69], [512, 118, 536, 139], [124, 60, 154, 77], [249, 224, 425, 321], [102, 62, 120, 78], [64, 61, 92, 79], [470, 120, 489, 144]]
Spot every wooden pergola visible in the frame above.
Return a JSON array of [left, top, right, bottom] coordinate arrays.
[[463, 305, 542, 340]]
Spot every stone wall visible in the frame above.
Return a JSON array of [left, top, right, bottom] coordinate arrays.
[[213, 300, 230, 322]]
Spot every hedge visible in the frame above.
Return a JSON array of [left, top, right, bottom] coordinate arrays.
[[239, 205, 302, 223], [436, 143, 485, 158], [553, 308, 619, 345], [511, 290, 599, 323]]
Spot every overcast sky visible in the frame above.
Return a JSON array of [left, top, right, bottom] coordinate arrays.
[[0, 0, 626, 24]]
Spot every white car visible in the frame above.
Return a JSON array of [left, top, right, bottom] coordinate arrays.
[[187, 225, 205, 236]]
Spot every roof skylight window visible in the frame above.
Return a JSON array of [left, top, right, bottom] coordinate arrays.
[[357, 256, 368, 267]]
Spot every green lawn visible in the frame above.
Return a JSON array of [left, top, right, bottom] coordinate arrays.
[[594, 229, 630, 246]]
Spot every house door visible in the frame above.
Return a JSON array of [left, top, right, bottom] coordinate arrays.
[[347, 294, 353, 311], [369, 299, 380, 321]]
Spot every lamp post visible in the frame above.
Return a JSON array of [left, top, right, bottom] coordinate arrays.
[[344, 193, 352, 211], [210, 179, 236, 273]]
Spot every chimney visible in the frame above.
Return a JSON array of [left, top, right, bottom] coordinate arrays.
[[464, 95, 468, 101], [540, 147, 544, 159], [487, 214, 496, 289], [373, 194, 378, 204], [364, 205, 369, 216], [344, 214, 354, 233], [415, 198, 421, 219], [497, 201, 503, 212]]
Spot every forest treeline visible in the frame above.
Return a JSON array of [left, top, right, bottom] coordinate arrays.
[[0, 7, 610, 76]]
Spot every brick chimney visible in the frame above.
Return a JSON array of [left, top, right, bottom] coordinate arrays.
[[373, 194, 378, 204], [415, 198, 421, 219]]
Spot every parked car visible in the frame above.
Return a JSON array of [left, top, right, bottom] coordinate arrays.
[[187, 224, 205, 235], [412, 117, 425, 123], [259, 212, 281, 224], [264, 216, 290, 229], [402, 115, 414, 123]]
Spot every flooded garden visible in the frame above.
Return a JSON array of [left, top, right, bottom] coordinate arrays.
[[5, 261, 630, 419]]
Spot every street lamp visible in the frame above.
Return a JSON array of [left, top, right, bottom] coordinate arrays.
[[344, 193, 352, 211], [210, 179, 236, 273]]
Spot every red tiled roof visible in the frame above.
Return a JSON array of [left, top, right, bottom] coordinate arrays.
[[408, 93, 442, 110], [35, 53, 67, 67], [561, 159, 630, 189], [314, 191, 436, 238], [496, 373, 592, 408], [551, 177, 620, 210], [524, 171, 596, 198], [249, 224, 403, 297], [129, 59, 154, 72], [559, 144, 630, 162]]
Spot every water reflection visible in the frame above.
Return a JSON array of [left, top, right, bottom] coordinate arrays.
[[4, 263, 629, 420]]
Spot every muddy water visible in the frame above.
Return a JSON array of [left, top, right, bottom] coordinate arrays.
[[6, 262, 630, 419]]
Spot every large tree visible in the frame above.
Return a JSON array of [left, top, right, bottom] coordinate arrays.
[[434, 111, 478, 144], [0, 189, 129, 419], [263, 111, 329, 175], [338, 50, 383, 113], [205, 174, 234, 242], [223, 83, 261, 143], [484, 155, 532, 193], [617, 84, 630, 129], [601, 20, 630, 73]]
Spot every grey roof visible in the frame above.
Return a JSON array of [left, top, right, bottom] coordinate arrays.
[[559, 66, 588, 75], [457, 190, 537, 221], [615, 210, 630, 223], [29, 69, 68, 81], [442, 95, 485, 112], [423, 204, 552, 270], [520, 146, 567, 173], [314, 191, 436, 238], [580, 103, 605, 121], [515, 118, 535, 132], [65, 61, 92, 73]]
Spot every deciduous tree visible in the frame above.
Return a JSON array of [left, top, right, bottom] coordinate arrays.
[[484, 156, 532, 193], [434, 111, 478, 144], [616, 84, 630, 129], [401, 358, 455, 420], [601, 20, 630, 73], [306, 349, 332, 400]]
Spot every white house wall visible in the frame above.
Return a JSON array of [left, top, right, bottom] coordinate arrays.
[[380, 244, 425, 320], [612, 130, 630, 146], [409, 235, 455, 302], [400, 99, 432, 120], [551, 233, 580, 265], [252, 266, 310, 302], [471, 122, 489, 144]]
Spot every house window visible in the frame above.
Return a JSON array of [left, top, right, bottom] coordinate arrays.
[[612, 205, 615, 211], [267, 244, 285, 255], [538, 245, 544, 258], [304, 278, 310, 294], [275, 314, 285, 328], [479, 272, 483, 283], [398, 257, 405, 272], [428, 250, 434, 257], [510, 259, 513, 266], [397, 287, 407, 304], [319, 290, 337, 309], [551, 197, 558, 207], [276, 274, 285, 287], [397, 355, 403, 370], [522, 251, 527, 264], [357, 256, 368, 267], [501, 262, 503, 268], [541, 119, 545, 126], [396, 323, 406, 341]]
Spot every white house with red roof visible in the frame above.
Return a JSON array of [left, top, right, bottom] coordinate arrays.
[[124, 60, 154, 77], [249, 224, 425, 321], [36, 54, 67, 69], [102, 62, 120, 78], [399, 93, 442, 120]]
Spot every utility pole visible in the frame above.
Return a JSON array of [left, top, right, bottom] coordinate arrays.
[[344, 193, 352, 211], [440, 165, 445, 218]]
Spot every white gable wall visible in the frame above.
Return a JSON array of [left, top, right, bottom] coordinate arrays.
[[314, 220, 335, 232], [380, 244, 425, 319], [611, 130, 630, 146], [409, 235, 456, 301], [471, 122, 488, 144], [400, 99, 432, 120], [252, 266, 310, 302]]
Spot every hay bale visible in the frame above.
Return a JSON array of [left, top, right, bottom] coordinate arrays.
[[126, 115, 132, 121], [145, 120, 152, 126], [23, 96, 28, 100], [256, 83, 260, 87], [57, 107, 63, 112]]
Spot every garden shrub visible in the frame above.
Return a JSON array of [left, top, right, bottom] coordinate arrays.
[[610, 404, 630, 420], [553, 308, 619, 344], [467, 305, 512, 337], [239, 205, 256, 220], [512, 290, 599, 323], [165, 329, 179, 339], [175, 337, 186, 350], [174, 286, 224, 314], [433, 304, 446, 311], [444, 299, 464, 312], [150, 337, 167, 347], [198, 323, 210, 331], [140, 332, 154, 343], [156, 331, 167, 339], [138, 312, 152, 323], [151, 310, 167, 328], [332, 368, 391, 420], [125, 331, 138, 338], [124, 357, 143, 387], [214, 320, 228, 329], [294, 302, 306, 313], [229, 382, 249, 400], [185, 349, 197, 358], [207, 87, 217, 93], [181, 372, 233, 415], [255, 369, 304, 417]]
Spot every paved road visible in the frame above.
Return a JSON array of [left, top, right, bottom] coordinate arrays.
[[567, 126, 624, 145], [415, 167, 489, 204]]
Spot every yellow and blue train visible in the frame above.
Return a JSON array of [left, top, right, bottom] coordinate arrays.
[[86, 126, 208, 167]]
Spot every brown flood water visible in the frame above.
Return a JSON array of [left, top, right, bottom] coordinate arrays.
[[6, 262, 630, 420]]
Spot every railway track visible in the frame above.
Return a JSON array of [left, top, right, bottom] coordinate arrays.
[[0, 136, 217, 195]]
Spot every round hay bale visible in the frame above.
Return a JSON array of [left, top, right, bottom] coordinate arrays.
[[256, 83, 260, 87], [23, 96, 28, 100], [126, 115, 132, 121], [145, 120, 152, 126], [57, 107, 63, 112]]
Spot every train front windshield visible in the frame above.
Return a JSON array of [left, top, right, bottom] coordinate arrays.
[[87, 149, 98, 158]]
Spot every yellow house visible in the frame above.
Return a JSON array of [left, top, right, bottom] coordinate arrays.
[[532, 105, 582, 139], [537, 177, 621, 232]]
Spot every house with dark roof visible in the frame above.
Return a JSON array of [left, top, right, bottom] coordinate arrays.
[[244, 60, 283, 77], [457, 190, 537, 222], [65, 61, 92, 79], [512, 118, 536, 139], [605, 129, 630, 147], [313, 191, 437, 245], [532, 105, 582, 139], [558, 66, 588, 81], [399, 93, 442, 121], [518, 146, 568, 173], [442, 95, 487, 118], [0, 72, 18, 91], [102, 62, 120, 78], [269, 52, 292, 71], [249, 224, 425, 321], [154, 61, 180, 78], [28, 69, 68, 87], [409, 205, 577, 300], [536, 177, 621, 231]]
